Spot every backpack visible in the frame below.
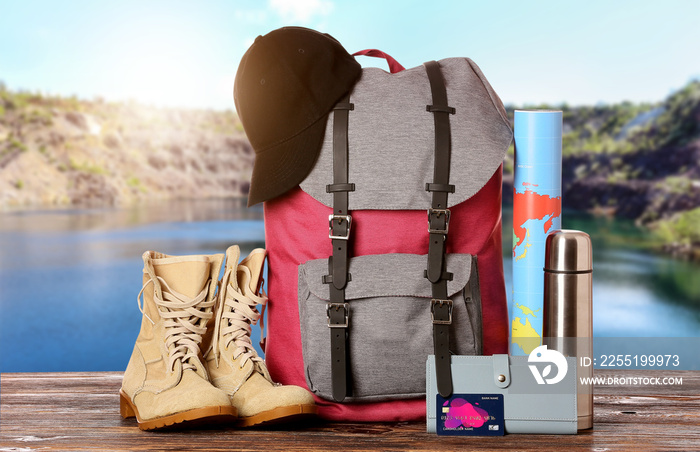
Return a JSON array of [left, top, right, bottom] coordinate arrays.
[[261, 52, 513, 421]]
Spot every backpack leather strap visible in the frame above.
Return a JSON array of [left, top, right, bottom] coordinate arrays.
[[424, 60, 455, 398], [325, 94, 354, 402]]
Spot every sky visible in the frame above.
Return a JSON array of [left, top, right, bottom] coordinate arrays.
[[1, 0, 699, 111]]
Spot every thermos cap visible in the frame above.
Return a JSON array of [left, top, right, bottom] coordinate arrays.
[[544, 230, 592, 273]]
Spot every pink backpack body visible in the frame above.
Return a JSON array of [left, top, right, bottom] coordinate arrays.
[[262, 55, 512, 421]]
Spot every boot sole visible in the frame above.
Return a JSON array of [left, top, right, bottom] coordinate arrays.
[[119, 390, 237, 431], [237, 403, 318, 428]]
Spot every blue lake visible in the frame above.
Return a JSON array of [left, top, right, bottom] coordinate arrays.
[[1, 199, 698, 372]]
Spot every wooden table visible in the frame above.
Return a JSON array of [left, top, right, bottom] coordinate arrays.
[[1, 370, 698, 451]]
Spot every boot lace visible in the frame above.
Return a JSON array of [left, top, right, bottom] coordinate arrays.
[[210, 265, 268, 369], [138, 276, 213, 373]]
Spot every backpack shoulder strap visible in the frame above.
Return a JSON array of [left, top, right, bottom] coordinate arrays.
[[424, 60, 456, 398], [324, 94, 354, 402]]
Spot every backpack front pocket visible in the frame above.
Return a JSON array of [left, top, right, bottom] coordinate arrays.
[[298, 252, 482, 402]]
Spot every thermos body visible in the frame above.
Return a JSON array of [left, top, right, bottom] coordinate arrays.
[[543, 230, 593, 430]]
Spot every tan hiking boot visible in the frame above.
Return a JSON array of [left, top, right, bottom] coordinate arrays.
[[120, 251, 237, 430], [204, 246, 317, 427]]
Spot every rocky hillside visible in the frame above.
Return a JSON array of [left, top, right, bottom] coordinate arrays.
[[0, 86, 253, 208], [2, 81, 699, 257], [503, 80, 700, 258]]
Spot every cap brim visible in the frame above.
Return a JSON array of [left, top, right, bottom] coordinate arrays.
[[247, 114, 328, 206]]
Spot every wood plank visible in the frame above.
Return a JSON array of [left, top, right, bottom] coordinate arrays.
[[1, 370, 698, 451]]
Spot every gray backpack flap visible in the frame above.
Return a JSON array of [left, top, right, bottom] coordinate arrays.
[[299, 253, 482, 402], [294, 57, 512, 404], [300, 57, 511, 210]]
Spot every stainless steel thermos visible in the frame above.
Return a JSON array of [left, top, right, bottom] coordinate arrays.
[[543, 229, 593, 430]]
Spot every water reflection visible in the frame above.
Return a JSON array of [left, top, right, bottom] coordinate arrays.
[[503, 208, 700, 337], [0, 199, 265, 372], [0, 201, 698, 372], [0, 198, 262, 233]]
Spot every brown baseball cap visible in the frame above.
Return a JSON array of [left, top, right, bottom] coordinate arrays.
[[234, 27, 362, 206]]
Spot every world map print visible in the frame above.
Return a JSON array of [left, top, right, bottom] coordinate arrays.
[[511, 185, 561, 355]]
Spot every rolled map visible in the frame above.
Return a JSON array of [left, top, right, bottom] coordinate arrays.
[[511, 110, 562, 356]]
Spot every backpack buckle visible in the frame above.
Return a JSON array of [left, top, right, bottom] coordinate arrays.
[[427, 208, 450, 234], [430, 299, 453, 325], [328, 214, 352, 240], [327, 302, 350, 328]]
